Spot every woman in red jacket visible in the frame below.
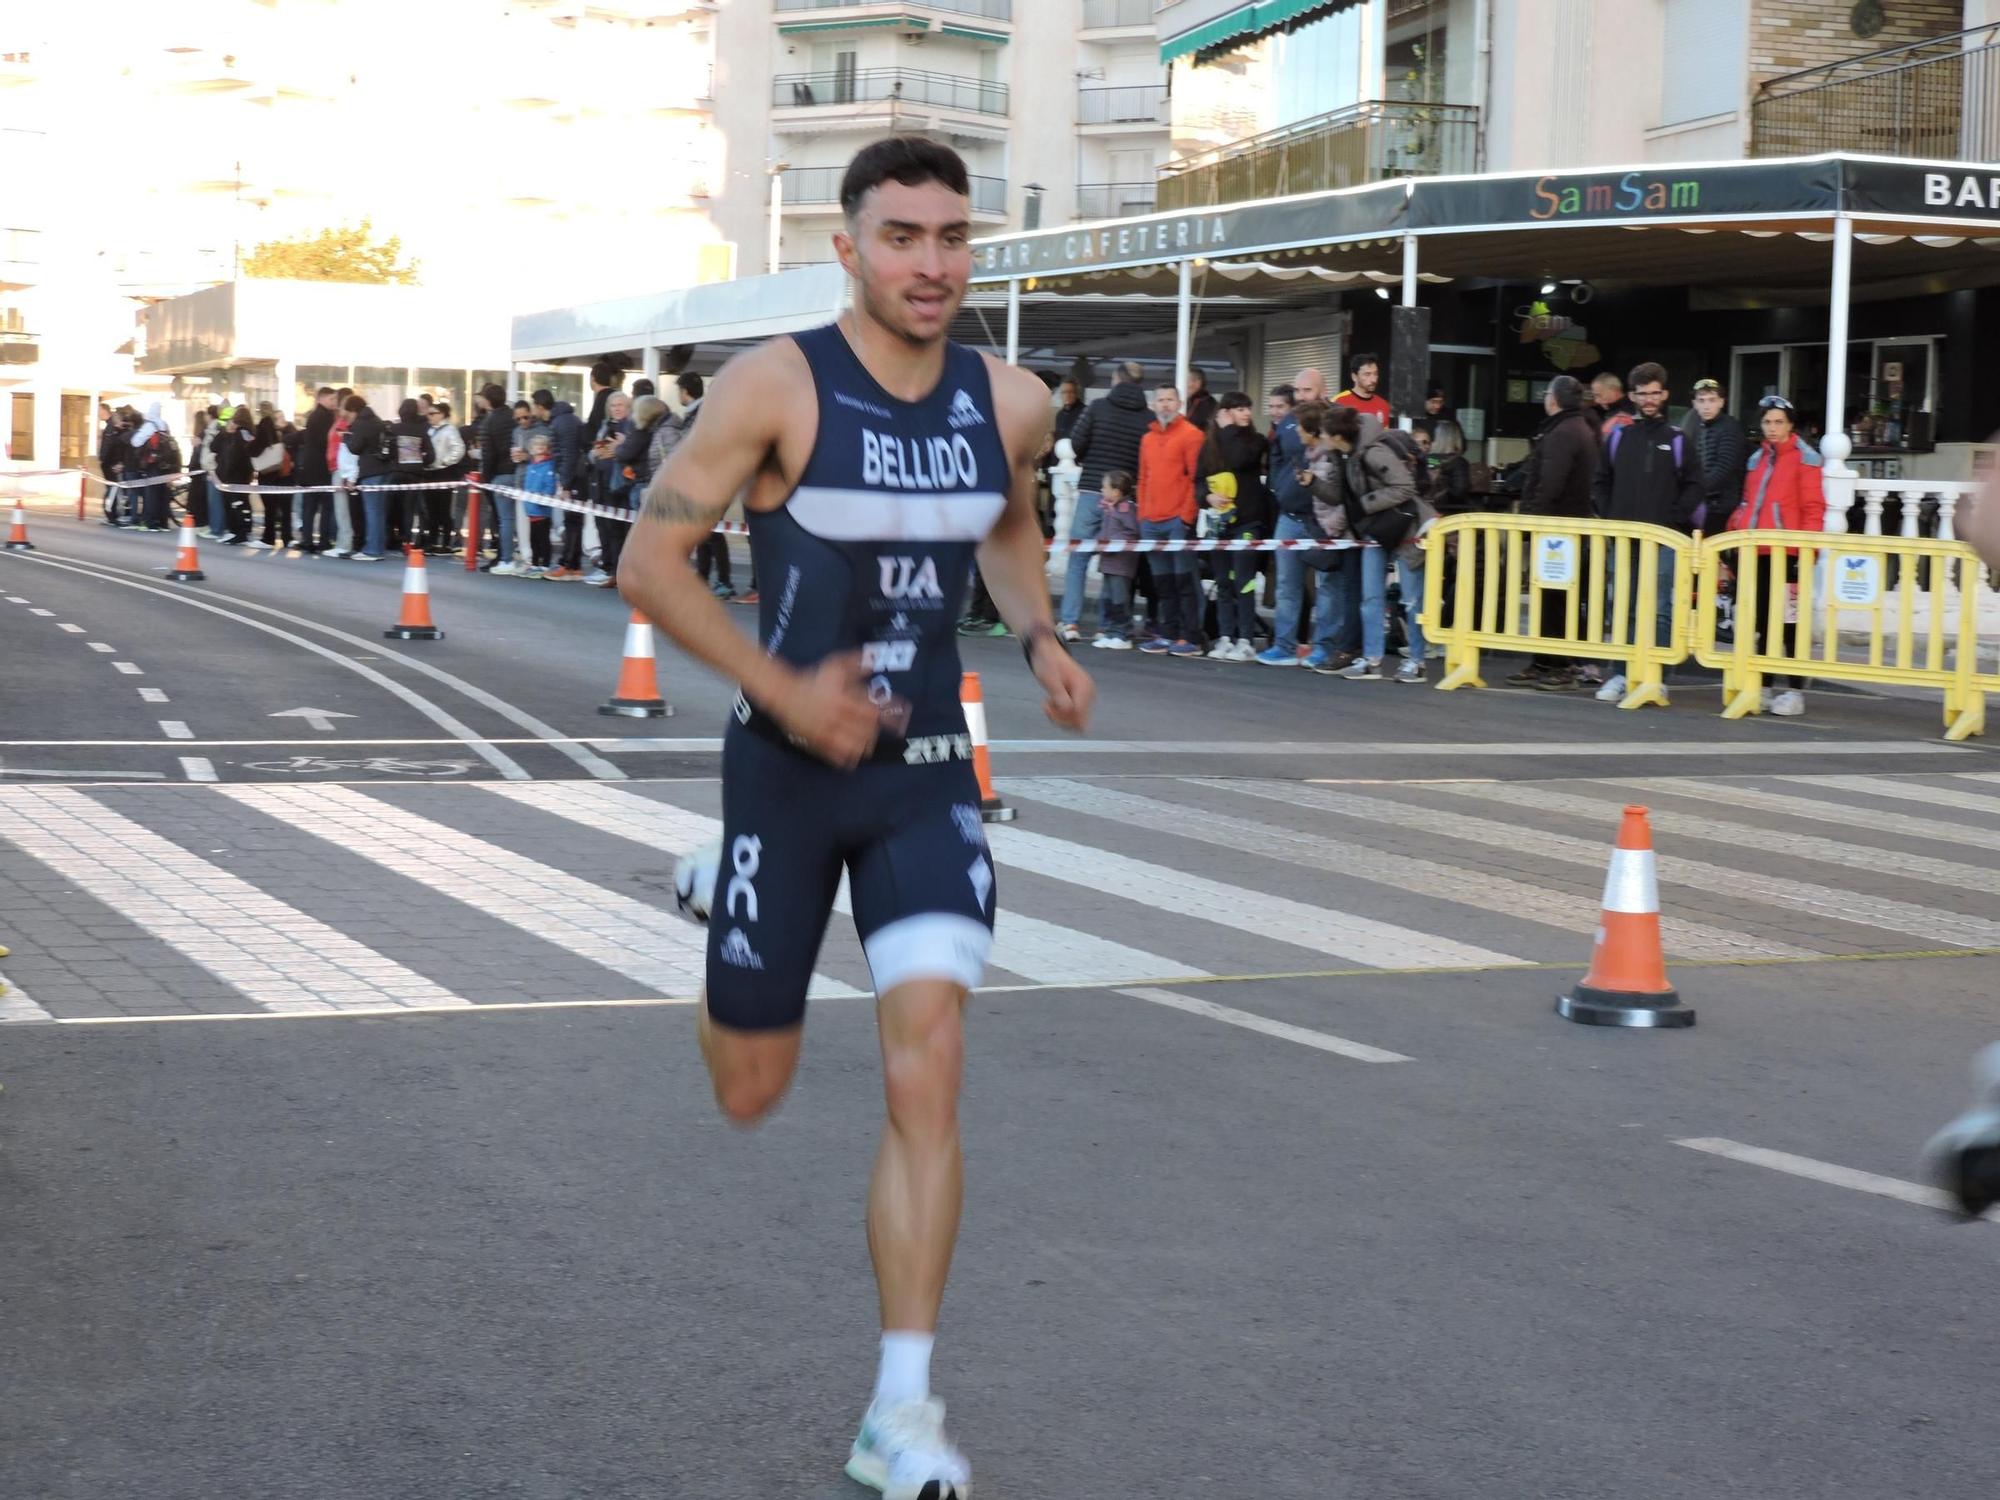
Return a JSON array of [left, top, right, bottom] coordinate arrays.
[[1726, 394, 1825, 716]]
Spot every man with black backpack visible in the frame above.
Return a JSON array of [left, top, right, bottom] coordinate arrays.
[[128, 402, 183, 530], [1587, 361, 1703, 704]]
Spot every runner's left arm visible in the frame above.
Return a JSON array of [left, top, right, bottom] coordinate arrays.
[[976, 359, 1094, 732]]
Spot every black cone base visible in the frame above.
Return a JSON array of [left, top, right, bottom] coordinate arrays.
[[980, 799, 1016, 824], [170, 568, 205, 581], [4, 540, 33, 551], [1557, 982, 1695, 1028], [385, 626, 443, 640], [599, 700, 672, 718]]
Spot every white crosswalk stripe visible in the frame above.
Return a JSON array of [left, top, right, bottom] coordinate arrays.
[[1773, 773, 2000, 821], [1228, 778, 2000, 950], [1006, 778, 1812, 961], [0, 785, 470, 1014], [221, 784, 864, 1000], [478, 783, 1210, 986], [1611, 776, 2000, 858], [0, 970, 54, 1023], [986, 824, 1527, 970]]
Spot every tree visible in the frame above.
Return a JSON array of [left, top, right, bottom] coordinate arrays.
[[241, 221, 420, 285]]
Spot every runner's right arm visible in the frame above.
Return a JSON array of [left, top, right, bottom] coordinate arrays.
[[618, 345, 882, 768]]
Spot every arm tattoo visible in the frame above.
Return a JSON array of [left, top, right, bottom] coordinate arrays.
[[640, 481, 728, 528]]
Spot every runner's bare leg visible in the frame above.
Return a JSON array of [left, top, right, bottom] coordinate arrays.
[[869, 979, 967, 1330]]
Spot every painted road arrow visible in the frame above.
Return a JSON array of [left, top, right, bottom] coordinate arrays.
[[268, 708, 356, 733]]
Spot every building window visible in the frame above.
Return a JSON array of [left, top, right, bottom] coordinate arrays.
[[1659, 0, 1745, 126], [351, 366, 407, 417], [418, 369, 469, 421], [9, 391, 32, 461], [296, 364, 350, 414]]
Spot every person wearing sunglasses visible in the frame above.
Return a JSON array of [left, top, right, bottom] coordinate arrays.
[[1681, 378, 1747, 534], [1722, 393, 1825, 717]]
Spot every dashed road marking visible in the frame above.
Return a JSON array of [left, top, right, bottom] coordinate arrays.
[[27, 607, 53, 616], [179, 757, 218, 783], [86, 642, 115, 653], [1117, 986, 1411, 1062], [0, 785, 471, 1014], [111, 662, 143, 675], [159, 721, 193, 739], [1675, 1137, 1959, 1216], [138, 687, 168, 704], [56, 623, 83, 633]]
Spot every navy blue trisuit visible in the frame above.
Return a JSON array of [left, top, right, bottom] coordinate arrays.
[[706, 323, 1010, 1031]]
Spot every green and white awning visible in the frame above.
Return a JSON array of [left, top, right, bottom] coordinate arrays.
[[1158, 0, 1354, 65]]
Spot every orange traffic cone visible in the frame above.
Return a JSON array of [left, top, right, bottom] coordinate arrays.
[[962, 671, 1015, 823], [167, 512, 205, 581], [599, 609, 672, 717], [384, 546, 444, 640], [4, 502, 32, 551], [1557, 805, 1693, 1028]]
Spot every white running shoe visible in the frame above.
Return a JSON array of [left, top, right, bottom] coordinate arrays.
[[1594, 674, 1627, 703], [490, 561, 521, 577], [846, 1398, 971, 1500], [1098, 635, 1132, 651], [1770, 689, 1805, 717], [1206, 636, 1235, 658], [1228, 639, 1259, 662]]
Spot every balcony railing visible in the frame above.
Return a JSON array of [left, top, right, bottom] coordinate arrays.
[[0, 331, 39, 366], [1077, 84, 1168, 125], [783, 166, 1007, 215], [1081, 0, 1151, 27], [774, 68, 1008, 115], [1157, 99, 1477, 210], [1075, 181, 1157, 220], [1751, 22, 2000, 159], [774, 0, 1011, 18]]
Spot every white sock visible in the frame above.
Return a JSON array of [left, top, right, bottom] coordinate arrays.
[[873, 1331, 934, 1408]]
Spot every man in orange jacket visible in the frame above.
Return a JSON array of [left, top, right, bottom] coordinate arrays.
[[1135, 384, 1208, 656]]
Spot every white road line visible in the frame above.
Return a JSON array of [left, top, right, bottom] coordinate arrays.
[[111, 661, 143, 675], [1205, 778, 2000, 951], [1674, 1137, 1957, 1215], [0, 971, 55, 1023], [1431, 780, 2000, 948], [138, 687, 168, 704], [1608, 777, 2000, 859], [1117, 987, 1411, 1062], [86, 642, 114, 653], [221, 785, 862, 1000], [0, 786, 470, 1014], [1009, 778, 1811, 962], [988, 824, 1525, 970], [4, 596, 28, 603], [593, 738, 1971, 759], [159, 720, 192, 739], [56, 623, 83, 633], [1775, 773, 2000, 821], [9, 551, 610, 781], [27, 607, 52, 616], [179, 757, 218, 783], [1561, 780, 2000, 899], [477, 783, 1209, 986]]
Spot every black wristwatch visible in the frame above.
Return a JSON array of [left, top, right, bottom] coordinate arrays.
[[1021, 622, 1068, 669]]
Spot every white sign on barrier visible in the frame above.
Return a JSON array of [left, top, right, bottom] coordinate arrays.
[[1830, 553, 1880, 607], [1535, 535, 1578, 587]]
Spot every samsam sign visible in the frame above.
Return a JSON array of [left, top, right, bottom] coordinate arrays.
[[1407, 161, 1838, 230]]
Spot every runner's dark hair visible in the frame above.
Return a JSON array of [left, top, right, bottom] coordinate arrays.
[[839, 136, 970, 217]]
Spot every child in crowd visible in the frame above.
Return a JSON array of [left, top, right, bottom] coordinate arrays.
[[520, 433, 558, 578], [1090, 470, 1139, 650], [1200, 470, 1260, 661]]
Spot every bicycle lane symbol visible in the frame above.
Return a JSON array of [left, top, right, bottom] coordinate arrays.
[[243, 755, 477, 777]]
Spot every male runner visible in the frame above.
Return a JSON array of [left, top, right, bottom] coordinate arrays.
[[618, 136, 1094, 1498]]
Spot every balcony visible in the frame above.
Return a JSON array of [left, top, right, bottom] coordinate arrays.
[[1751, 23, 2000, 160], [1156, 99, 1477, 211], [775, 68, 1008, 117], [1075, 181, 1157, 220], [0, 331, 38, 366], [0, 227, 38, 290], [781, 165, 1008, 217], [1077, 83, 1168, 127], [1080, 0, 1152, 30], [773, 0, 1011, 39]]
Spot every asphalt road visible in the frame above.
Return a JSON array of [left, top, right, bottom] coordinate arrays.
[[3, 506, 1998, 1499]]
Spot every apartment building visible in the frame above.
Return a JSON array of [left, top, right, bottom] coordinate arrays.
[[706, 0, 1175, 268], [0, 0, 721, 466], [1152, 0, 2000, 209]]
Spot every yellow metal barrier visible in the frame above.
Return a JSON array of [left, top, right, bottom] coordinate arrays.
[[1693, 530, 1985, 741], [1419, 514, 1694, 709]]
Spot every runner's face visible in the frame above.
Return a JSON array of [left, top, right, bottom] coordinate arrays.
[[839, 178, 972, 348]]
